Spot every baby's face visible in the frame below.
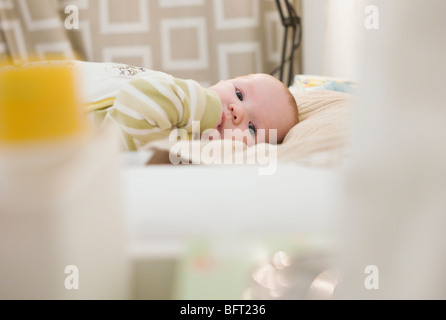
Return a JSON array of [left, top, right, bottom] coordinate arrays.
[[208, 74, 296, 146]]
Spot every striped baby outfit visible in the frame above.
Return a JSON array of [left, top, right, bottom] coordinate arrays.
[[74, 61, 222, 151]]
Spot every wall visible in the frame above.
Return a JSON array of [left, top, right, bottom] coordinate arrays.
[[0, 0, 303, 86], [302, 0, 362, 80], [301, 0, 326, 75]]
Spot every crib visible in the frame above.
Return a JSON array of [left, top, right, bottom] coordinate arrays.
[[122, 159, 342, 299], [3, 0, 445, 301]]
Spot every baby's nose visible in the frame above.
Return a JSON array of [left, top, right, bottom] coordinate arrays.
[[229, 104, 244, 125]]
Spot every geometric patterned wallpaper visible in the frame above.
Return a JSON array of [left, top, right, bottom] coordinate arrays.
[[0, 0, 301, 86]]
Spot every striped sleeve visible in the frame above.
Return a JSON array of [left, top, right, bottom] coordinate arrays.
[[108, 73, 221, 151]]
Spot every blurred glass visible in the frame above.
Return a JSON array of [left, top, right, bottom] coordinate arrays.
[[245, 250, 341, 300]]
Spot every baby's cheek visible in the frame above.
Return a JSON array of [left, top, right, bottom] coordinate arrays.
[[246, 137, 256, 147], [237, 131, 256, 146], [202, 128, 222, 141]]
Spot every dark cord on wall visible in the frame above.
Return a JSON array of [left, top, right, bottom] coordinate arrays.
[[270, 0, 302, 87]]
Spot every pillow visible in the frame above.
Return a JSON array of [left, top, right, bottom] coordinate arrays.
[[277, 90, 354, 167], [143, 87, 355, 168]]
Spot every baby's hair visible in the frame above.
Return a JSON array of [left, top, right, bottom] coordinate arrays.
[[259, 74, 300, 144], [279, 80, 300, 126], [274, 77, 300, 144], [260, 73, 300, 127]]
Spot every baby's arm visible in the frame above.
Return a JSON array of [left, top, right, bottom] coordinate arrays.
[[108, 72, 221, 151]]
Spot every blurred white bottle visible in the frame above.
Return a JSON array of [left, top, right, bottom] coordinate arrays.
[[0, 60, 130, 299]]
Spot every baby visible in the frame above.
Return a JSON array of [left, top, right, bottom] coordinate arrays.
[[208, 73, 299, 147], [76, 61, 299, 150]]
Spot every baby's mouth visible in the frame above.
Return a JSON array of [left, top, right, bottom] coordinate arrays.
[[217, 112, 226, 134]]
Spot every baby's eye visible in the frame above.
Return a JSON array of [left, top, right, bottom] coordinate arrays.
[[248, 122, 256, 136], [236, 89, 243, 101]]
